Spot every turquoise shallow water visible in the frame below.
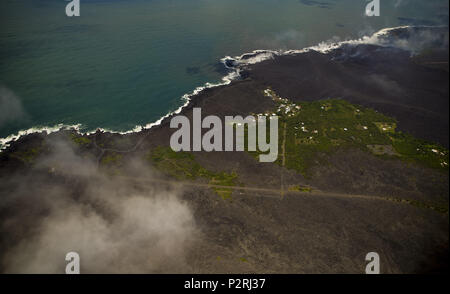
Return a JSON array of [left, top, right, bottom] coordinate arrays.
[[0, 0, 448, 140]]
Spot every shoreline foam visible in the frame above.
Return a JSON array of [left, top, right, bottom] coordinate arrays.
[[1, 25, 443, 151]]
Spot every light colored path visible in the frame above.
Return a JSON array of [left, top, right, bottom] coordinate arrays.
[[115, 175, 446, 214]]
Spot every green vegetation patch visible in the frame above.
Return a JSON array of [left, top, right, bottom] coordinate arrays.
[[288, 185, 313, 193], [209, 172, 238, 200], [70, 133, 92, 146], [390, 132, 449, 170], [253, 89, 449, 176], [374, 122, 397, 134], [101, 153, 123, 165], [281, 98, 397, 175], [10, 147, 40, 164], [100, 152, 124, 175], [147, 146, 212, 180], [147, 147, 239, 200]]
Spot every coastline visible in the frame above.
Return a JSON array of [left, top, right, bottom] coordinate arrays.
[[0, 25, 447, 152]]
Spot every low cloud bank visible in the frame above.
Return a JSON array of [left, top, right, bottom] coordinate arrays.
[[0, 85, 27, 128], [0, 139, 198, 273]]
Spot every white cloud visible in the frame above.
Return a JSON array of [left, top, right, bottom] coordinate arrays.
[[0, 85, 27, 127]]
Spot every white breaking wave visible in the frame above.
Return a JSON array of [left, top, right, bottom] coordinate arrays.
[[0, 124, 82, 150], [221, 25, 414, 68], [0, 69, 242, 151], [0, 25, 437, 151]]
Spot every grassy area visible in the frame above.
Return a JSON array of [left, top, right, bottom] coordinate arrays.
[[147, 146, 212, 180], [209, 172, 238, 200], [147, 147, 239, 200], [101, 153, 123, 165], [390, 132, 449, 170], [108, 136, 135, 150], [70, 133, 92, 146], [10, 148, 40, 164], [288, 185, 313, 193], [374, 122, 397, 134], [251, 89, 449, 176], [100, 152, 123, 175]]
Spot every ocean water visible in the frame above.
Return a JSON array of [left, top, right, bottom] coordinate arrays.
[[0, 0, 448, 142]]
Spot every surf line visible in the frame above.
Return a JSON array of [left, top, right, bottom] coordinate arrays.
[[0, 26, 414, 152], [170, 108, 279, 163]]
